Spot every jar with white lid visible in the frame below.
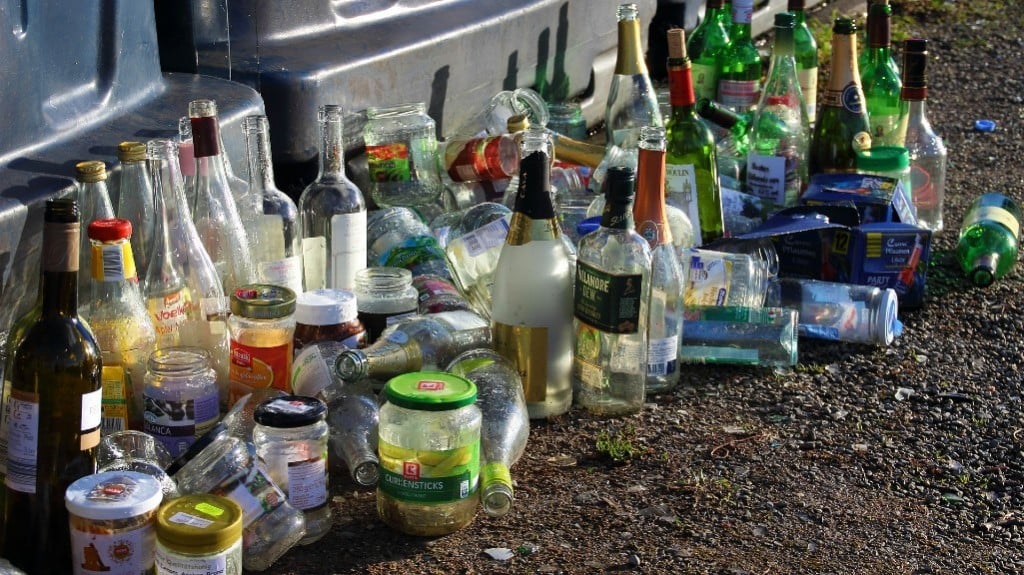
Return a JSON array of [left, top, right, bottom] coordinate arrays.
[[293, 288, 367, 352], [154, 493, 243, 575]]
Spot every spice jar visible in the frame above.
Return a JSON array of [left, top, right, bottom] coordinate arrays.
[[144, 347, 220, 459], [363, 102, 442, 208], [65, 471, 164, 575], [293, 288, 367, 352], [154, 494, 243, 575], [353, 267, 418, 343], [377, 372, 481, 536], [253, 396, 332, 545], [228, 284, 297, 404]]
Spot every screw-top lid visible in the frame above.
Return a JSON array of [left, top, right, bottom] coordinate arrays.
[[118, 141, 147, 162], [295, 289, 358, 326], [254, 395, 327, 428], [75, 160, 107, 183], [383, 371, 477, 411], [507, 113, 530, 133], [88, 218, 133, 242], [156, 494, 243, 555], [856, 146, 910, 172], [875, 288, 899, 345], [603, 166, 637, 204], [65, 471, 163, 521], [230, 284, 297, 319]]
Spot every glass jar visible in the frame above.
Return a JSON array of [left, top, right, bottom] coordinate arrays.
[[411, 274, 472, 314], [856, 145, 912, 198], [364, 102, 442, 208], [252, 396, 332, 545], [354, 267, 418, 343], [65, 471, 164, 575], [366, 207, 451, 278], [377, 372, 481, 536], [677, 248, 772, 308], [98, 430, 181, 499], [155, 494, 243, 575], [228, 284, 297, 404], [173, 435, 306, 572], [144, 347, 220, 459], [546, 102, 588, 141], [294, 288, 367, 352]]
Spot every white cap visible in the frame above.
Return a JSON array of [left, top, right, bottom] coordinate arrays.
[[295, 289, 358, 326], [65, 471, 163, 521], [875, 288, 899, 346]]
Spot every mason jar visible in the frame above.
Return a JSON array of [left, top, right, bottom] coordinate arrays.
[[144, 347, 220, 459], [353, 267, 418, 343], [363, 102, 442, 208]]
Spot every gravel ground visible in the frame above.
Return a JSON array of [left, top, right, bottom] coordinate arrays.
[[273, 1, 1024, 573]]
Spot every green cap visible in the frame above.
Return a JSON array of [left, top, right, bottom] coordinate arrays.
[[230, 283, 296, 319], [856, 146, 910, 172], [383, 371, 477, 411]]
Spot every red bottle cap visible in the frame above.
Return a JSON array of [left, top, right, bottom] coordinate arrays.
[[87, 218, 133, 242]]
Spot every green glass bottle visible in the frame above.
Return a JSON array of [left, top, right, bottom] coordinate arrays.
[[697, 99, 751, 188], [665, 29, 723, 245], [716, 0, 762, 114], [789, 0, 820, 124], [859, 1, 902, 146], [686, 0, 732, 106], [957, 193, 1022, 287]]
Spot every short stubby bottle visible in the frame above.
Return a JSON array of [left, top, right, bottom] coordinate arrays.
[[957, 193, 1022, 287]]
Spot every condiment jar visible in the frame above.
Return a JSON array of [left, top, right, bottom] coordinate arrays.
[[363, 102, 442, 208], [293, 288, 367, 352], [353, 267, 418, 343], [228, 284, 297, 404], [377, 372, 481, 536], [253, 395, 332, 545], [154, 494, 243, 575], [856, 146, 912, 198], [65, 471, 164, 575], [144, 347, 220, 459], [98, 430, 181, 499]]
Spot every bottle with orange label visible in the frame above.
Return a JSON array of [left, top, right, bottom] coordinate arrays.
[[228, 285, 297, 405]]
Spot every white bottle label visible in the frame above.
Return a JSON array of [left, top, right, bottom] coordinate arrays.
[[610, 340, 645, 373], [302, 236, 327, 291], [666, 163, 703, 244], [461, 216, 510, 258], [5, 390, 38, 494], [71, 520, 154, 574], [286, 457, 328, 510], [798, 67, 818, 123], [647, 336, 679, 377], [718, 80, 760, 110], [331, 212, 368, 291], [259, 255, 303, 293], [81, 388, 103, 431], [291, 345, 332, 398], [746, 153, 788, 205]]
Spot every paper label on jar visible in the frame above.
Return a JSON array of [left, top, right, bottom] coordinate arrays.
[[156, 544, 228, 575], [378, 440, 479, 503], [259, 255, 303, 294], [168, 511, 214, 529], [215, 466, 286, 527], [684, 255, 732, 306], [666, 163, 703, 244], [302, 236, 327, 291], [5, 389, 39, 494], [647, 336, 679, 377], [331, 212, 368, 291], [143, 393, 219, 458], [287, 456, 328, 510], [366, 143, 412, 182], [291, 345, 333, 397], [101, 365, 130, 435], [71, 520, 154, 575], [229, 340, 292, 404], [148, 289, 192, 338]]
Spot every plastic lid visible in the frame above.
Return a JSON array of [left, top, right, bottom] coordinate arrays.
[[254, 395, 327, 428], [856, 146, 910, 172], [230, 284, 297, 319], [974, 119, 996, 132], [295, 289, 358, 326], [383, 371, 477, 411], [156, 494, 243, 555], [576, 216, 603, 237], [118, 141, 147, 162], [87, 218, 133, 242], [876, 288, 899, 345], [65, 471, 163, 521], [75, 160, 108, 183]]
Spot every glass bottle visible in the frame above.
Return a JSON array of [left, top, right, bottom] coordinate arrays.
[[444, 207, 513, 320], [767, 278, 901, 345], [491, 129, 575, 419], [957, 193, 1022, 287], [178, 116, 197, 214], [716, 0, 762, 114], [573, 167, 651, 416], [678, 248, 773, 307], [789, 0, 819, 124], [299, 105, 368, 291], [665, 29, 723, 245], [83, 218, 158, 432], [680, 306, 798, 366], [317, 373, 380, 486], [746, 12, 810, 208], [605, 3, 662, 151], [809, 18, 872, 176], [364, 102, 443, 208], [696, 98, 751, 189], [860, 1, 902, 146], [2, 199, 102, 574], [897, 38, 948, 232], [189, 99, 257, 294], [633, 127, 682, 394], [75, 160, 116, 303], [859, 0, 899, 78], [686, 0, 731, 105], [116, 141, 156, 282]]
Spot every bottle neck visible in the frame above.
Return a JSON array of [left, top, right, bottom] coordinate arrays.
[[336, 342, 423, 382], [317, 116, 347, 182], [601, 199, 635, 230], [191, 116, 222, 158], [828, 33, 860, 90], [730, 0, 754, 39], [867, 7, 891, 49], [667, 60, 697, 115], [79, 181, 115, 221], [245, 124, 278, 194], [41, 221, 80, 316], [773, 29, 795, 57], [614, 18, 648, 76], [511, 150, 556, 221], [633, 146, 671, 246]]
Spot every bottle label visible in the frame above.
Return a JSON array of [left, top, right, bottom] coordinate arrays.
[[798, 67, 818, 122], [380, 236, 446, 270], [143, 392, 219, 458], [691, 63, 719, 105], [573, 262, 643, 334], [71, 517, 154, 575], [434, 309, 490, 332], [148, 289, 192, 339], [799, 300, 871, 342], [91, 243, 136, 282], [647, 336, 679, 376], [665, 163, 703, 244], [414, 276, 467, 314], [840, 82, 864, 114], [366, 143, 412, 182], [966, 206, 1020, 239], [291, 344, 335, 397], [378, 440, 479, 503], [684, 255, 733, 306], [459, 216, 510, 258], [229, 340, 292, 404], [286, 456, 328, 510], [5, 389, 39, 494], [732, 0, 753, 23], [492, 322, 550, 403], [259, 255, 303, 294], [156, 543, 228, 575], [746, 153, 797, 206], [573, 353, 605, 390], [213, 465, 287, 527], [331, 211, 368, 291], [718, 80, 760, 110], [100, 365, 130, 435], [610, 339, 645, 372], [301, 236, 327, 292]]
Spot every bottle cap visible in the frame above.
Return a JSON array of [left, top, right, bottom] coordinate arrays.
[[254, 395, 327, 428], [875, 288, 899, 345], [974, 119, 996, 132], [856, 146, 910, 172], [118, 141, 147, 162], [296, 288, 358, 326], [75, 160, 107, 183], [230, 284, 297, 319], [603, 166, 637, 203], [87, 218, 133, 242], [576, 216, 603, 238], [156, 494, 243, 555], [384, 371, 477, 411], [833, 17, 856, 35], [506, 113, 530, 133], [65, 471, 163, 521]]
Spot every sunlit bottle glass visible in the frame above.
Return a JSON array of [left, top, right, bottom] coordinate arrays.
[[789, 0, 819, 124], [75, 160, 116, 304], [686, 0, 731, 106], [859, 1, 903, 146], [715, 0, 762, 115], [116, 142, 156, 282], [605, 3, 663, 151]]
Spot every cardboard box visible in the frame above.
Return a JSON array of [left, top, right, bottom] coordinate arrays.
[[801, 173, 917, 226]]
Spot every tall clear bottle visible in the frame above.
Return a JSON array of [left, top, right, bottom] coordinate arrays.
[[632, 126, 682, 394], [75, 161, 116, 303], [243, 115, 304, 294], [299, 105, 368, 292], [573, 167, 651, 416], [716, 0, 762, 115], [897, 38, 947, 231], [189, 99, 257, 294], [491, 129, 574, 419], [789, 0, 819, 124], [746, 13, 810, 208], [665, 29, 723, 245], [178, 116, 197, 213], [605, 3, 663, 151], [859, 1, 902, 146], [686, 0, 732, 106], [116, 142, 156, 282]]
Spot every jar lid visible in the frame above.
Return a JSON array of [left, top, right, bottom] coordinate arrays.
[[254, 395, 327, 428], [230, 284, 297, 319], [295, 289, 357, 326], [856, 146, 910, 172], [156, 494, 243, 555], [65, 471, 163, 521], [88, 218, 133, 242], [383, 371, 477, 411], [875, 288, 900, 346]]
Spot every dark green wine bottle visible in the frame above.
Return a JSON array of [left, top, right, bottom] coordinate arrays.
[[860, 1, 902, 145], [789, 0, 820, 123], [687, 0, 732, 106], [715, 0, 762, 114]]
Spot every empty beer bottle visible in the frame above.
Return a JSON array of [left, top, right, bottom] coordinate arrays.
[[957, 193, 1022, 287]]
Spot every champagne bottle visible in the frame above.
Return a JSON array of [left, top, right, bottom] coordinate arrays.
[[2, 199, 102, 573], [789, 0, 820, 124], [716, 0, 762, 114], [809, 18, 872, 176], [957, 193, 1022, 287], [116, 141, 156, 281], [75, 161, 116, 303], [605, 3, 662, 150], [859, 1, 902, 146], [491, 129, 574, 419], [686, 0, 732, 105]]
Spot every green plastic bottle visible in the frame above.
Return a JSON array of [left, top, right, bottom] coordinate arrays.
[[687, 0, 732, 106], [957, 193, 1022, 287], [716, 0, 762, 114], [789, 0, 820, 124], [860, 1, 902, 145]]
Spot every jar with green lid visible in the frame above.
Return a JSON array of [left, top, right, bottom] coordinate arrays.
[[856, 145, 912, 200], [377, 371, 481, 536], [154, 494, 243, 575], [228, 284, 297, 405]]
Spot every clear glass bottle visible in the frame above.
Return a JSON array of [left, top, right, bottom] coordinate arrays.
[[716, 0, 762, 114], [154, 494, 243, 575], [957, 193, 1022, 287], [687, 0, 731, 105], [243, 115, 304, 294], [678, 247, 772, 307], [143, 347, 220, 459], [294, 288, 367, 352], [680, 306, 798, 366], [860, 1, 902, 146], [441, 134, 519, 183], [364, 102, 443, 208], [366, 207, 451, 279], [299, 105, 368, 291], [353, 267, 418, 343], [178, 116, 197, 214], [696, 98, 751, 189], [252, 395, 332, 545], [605, 3, 663, 151], [444, 209, 512, 320], [116, 141, 156, 282], [314, 370, 380, 487], [789, 0, 819, 124], [767, 278, 901, 345], [75, 160, 116, 303], [412, 274, 474, 314], [546, 101, 588, 141], [573, 166, 651, 416], [227, 284, 297, 404]]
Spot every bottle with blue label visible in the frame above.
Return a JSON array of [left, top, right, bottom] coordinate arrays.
[[767, 278, 902, 345]]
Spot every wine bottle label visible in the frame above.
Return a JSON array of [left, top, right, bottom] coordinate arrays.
[[690, 63, 719, 105], [259, 255, 303, 294], [5, 389, 39, 494], [148, 289, 192, 338], [492, 322, 550, 403], [798, 67, 819, 122], [573, 263, 643, 334], [331, 211, 368, 291], [286, 456, 328, 510], [718, 80, 761, 110], [685, 255, 733, 306], [366, 143, 412, 182], [213, 465, 287, 527], [100, 365, 130, 434], [91, 243, 136, 282], [378, 440, 479, 503], [229, 340, 292, 404], [143, 392, 219, 458], [747, 153, 799, 206], [301, 236, 327, 291], [81, 387, 103, 432], [966, 207, 1020, 239], [666, 163, 703, 244], [647, 336, 679, 377]]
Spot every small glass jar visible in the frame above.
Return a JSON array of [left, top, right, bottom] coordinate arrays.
[[293, 288, 367, 352], [154, 494, 243, 575], [354, 267, 418, 343], [144, 347, 220, 459], [363, 102, 442, 208], [377, 372, 481, 536], [677, 248, 773, 308], [98, 430, 181, 499], [253, 396, 332, 545], [228, 284, 297, 405], [546, 101, 588, 141], [65, 471, 164, 575]]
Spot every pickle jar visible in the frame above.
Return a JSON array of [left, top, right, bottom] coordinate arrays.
[[154, 494, 243, 575], [65, 471, 164, 575], [377, 372, 481, 536], [228, 284, 297, 405], [363, 102, 442, 208], [293, 288, 367, 352], [253, 395, 332, 545], [353, 267, 418, 343], [144, 347, 220, 459]]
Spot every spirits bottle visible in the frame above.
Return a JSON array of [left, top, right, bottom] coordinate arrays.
[[74, 161, 116, 302], [491, 129, 574, 418], [116, 141, 156, 282], [859, 1, 902, 146], [243, 115, 304, 294], [789, 0, 819, 124], [2, 199, 102, 573], [686, 0, 731, 105], [605, 3, 662, 151], [573, 166, 651, 416], [716, 0, 762, 114], [897, 38, 948, 232], [809, 18, 872, 176], [633, 126, 683, 394], [299, 105, 367, 291], [696, 98, 751, 188], [746, 12, 810, 208], [957, 193, 1022, 287], [665, 29, 723, 245]]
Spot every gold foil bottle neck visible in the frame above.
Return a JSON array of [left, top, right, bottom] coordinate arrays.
[[614, 16, 647, 75], [75, 160, 107, 183]]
